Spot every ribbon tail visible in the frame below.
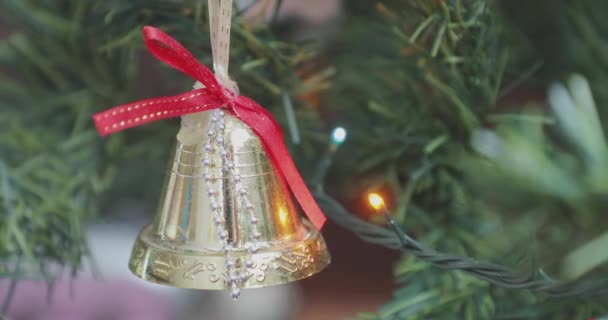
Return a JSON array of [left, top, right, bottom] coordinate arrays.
[[234, 98, 327, 230], [93, 88, 224, 136]]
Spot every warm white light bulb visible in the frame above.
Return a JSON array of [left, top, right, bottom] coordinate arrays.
[[368, 193, 385, 210]]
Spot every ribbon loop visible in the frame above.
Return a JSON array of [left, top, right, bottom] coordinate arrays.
[[143, 26, 221, 94]]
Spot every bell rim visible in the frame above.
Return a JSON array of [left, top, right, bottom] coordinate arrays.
[[128, 224, 331, 290]]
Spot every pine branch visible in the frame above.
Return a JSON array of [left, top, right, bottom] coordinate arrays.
[[321, 0, 608, 318]]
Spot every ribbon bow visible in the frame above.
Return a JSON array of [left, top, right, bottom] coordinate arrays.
[[92, 26, 326, 229]]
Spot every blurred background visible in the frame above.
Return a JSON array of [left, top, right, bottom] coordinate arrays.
[[1, 0, 608, 319]]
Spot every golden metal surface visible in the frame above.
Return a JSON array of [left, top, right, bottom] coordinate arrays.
[[128, 111, 330, 290]]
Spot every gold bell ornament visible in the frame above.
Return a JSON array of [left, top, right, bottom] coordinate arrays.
[[92, 0, 330, 298]]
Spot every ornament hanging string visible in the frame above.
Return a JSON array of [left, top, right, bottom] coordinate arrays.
[[92, 4, 326, 229], [208, 0, 233, 85]]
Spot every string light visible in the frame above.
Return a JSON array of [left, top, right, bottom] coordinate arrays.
[[330, 127, 347, 146], [368, 193, 385, 211], [312, 126, 349, 186]]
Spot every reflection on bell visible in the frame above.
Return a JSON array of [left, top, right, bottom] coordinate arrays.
[[128, 110, 330, 294]]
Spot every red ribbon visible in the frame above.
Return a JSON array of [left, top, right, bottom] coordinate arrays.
[[93, 26, 326, 229]]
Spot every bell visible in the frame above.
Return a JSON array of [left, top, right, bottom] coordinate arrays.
[[128, 110, 330, 295]]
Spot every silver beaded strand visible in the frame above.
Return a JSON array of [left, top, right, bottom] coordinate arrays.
[[213, 109, 261, 298], [202, 109, 240, 299]]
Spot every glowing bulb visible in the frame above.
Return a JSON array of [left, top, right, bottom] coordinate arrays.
[[331, 127, 347, 146], [368, 193, 385, 210]]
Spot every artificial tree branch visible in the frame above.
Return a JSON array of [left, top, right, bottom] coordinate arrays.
[[314, 191, 608, 298]]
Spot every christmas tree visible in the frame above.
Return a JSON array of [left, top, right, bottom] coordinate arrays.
[[1, 0, 608, 319]]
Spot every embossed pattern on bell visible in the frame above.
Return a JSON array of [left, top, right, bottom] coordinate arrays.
[[129, 110, 330, 290]]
